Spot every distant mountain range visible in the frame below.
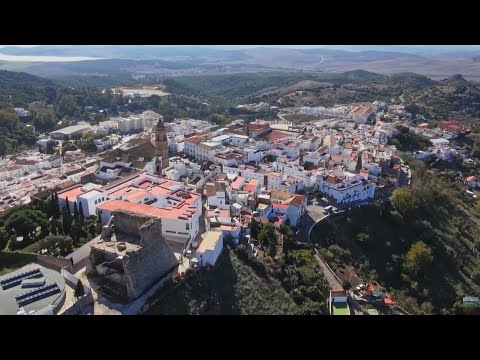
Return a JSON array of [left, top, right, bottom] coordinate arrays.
[[0, 45, 480, 85], [1, 45, 480, 82], [2, 45, 480, 58]]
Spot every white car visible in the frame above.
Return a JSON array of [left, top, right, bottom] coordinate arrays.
[[355, 284, 365, 292]]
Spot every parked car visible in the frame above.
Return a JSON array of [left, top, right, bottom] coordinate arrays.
[[355, 284, 365, 293]]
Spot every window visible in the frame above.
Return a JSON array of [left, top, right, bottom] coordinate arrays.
[[102, 197, 105, 202], [186, 223, 190, 230], [94, 200, 97, 205]]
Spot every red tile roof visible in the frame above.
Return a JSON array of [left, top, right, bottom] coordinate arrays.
[[231, 176, 244, 191], [58, 186, 84, 201], [245, 179, 259, 193], [325, 174, 343, 185]]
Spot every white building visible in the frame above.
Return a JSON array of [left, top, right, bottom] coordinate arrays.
[[50, 124, 91, 140], [94, 174, 202, 252], [14, 108, 30, 117], [196, 231, 223, 267], [95, 120, 118, 135], [206, 181, 229, 209], [77, 190, 106, 217], [269, 189, 307, 227], [317, 172, 376, 205]]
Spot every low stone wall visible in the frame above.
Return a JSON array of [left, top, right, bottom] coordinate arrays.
[[60, 291, 94, 315], [65, 238, 97, 265], [36, 254, 73, 272]]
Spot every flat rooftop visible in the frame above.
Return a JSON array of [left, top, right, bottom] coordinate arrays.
[[91, 234, 142, 256], [50, 124, 90, 135], [197, 231, 222, 253], [0, 263, 65, 315]]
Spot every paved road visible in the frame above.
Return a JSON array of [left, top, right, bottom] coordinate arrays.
[[296, 204, 328, 243]]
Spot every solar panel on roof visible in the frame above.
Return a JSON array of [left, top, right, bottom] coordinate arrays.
[[17, 286, 61, 307], [15, 283, 58, 301]]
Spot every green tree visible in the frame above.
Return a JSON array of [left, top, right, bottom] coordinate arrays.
[[8, 234, 18, 251], [65, 197, 71, 214], [0, 227, 8, 251], [5, 208, 48, 242], [298, 300, 324, 315], [258, 223, 274, 247], [471, 267, 480, 285], [54, 192, 60, 216], [404, 241, 433, 278], [50, 218, 58, 236], [0, 135, 7, 156], [93, 113, 104, 124], [62, 206, 72, 236], [46, 140, 56, 154], [342, 280, 352, 290], [472, 148, 480, 160], [78, 135, 97, 153], [79, 202, 85, 225], [356, 231, 370, 244], [355, 151, 363, 172], [74, 279, 85, 298], [73, 202, 79, 222], [62, 141, 77, 154], [70, 219, 81, 246], [390, 187, 419, 218], [58, 94, 77, 117], [280, 223, 293, 237]]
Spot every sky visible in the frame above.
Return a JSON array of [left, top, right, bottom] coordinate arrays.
[[2, 45, 480, 49]]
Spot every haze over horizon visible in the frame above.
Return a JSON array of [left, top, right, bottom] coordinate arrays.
[[1, 45, 480, 55]]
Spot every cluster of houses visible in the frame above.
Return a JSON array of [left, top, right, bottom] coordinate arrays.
[[0, 151, 99, 213]]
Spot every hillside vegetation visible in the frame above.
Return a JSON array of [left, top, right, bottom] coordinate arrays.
[[160, 71, 480, 120], [146, 246, 299, 315], [312, 161, 480, 314]]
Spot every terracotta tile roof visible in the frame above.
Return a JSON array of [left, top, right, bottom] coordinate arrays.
[[97, 200, 159, 216], [231, 176, 244, 191], [270, 189, 292, 201], [245, 179, 259, 193], [184, 135, 206, 144], [290, 195, 306, 208], [206, 183, 216, 197], [58, 186, 84, 201], [324, 174, 343, 185], [249, 123, 269, 131]]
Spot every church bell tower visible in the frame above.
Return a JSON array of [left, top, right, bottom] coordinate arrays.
[[154, 119, 169, 172]]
